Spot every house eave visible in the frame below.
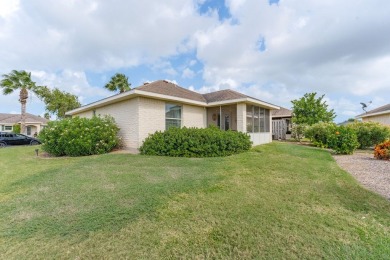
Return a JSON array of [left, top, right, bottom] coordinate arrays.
[[355, 110, 390, 119], [135, 90, 207, 106], [272, 114, 292, 118], [0, 120, 48, 125], [207, 98, 279, 109], [65, 89, 208, 116], [65, 90, 280, 116]]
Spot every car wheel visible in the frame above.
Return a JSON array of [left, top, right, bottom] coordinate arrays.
[[30, 141, 40, 145], [0, 142, 6, 148]]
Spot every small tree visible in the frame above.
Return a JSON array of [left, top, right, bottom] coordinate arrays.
[[36, 86, 81, 119], [291, 92, 336, 125], [291, 92, 336, 141], [105, 73, 131, 93]]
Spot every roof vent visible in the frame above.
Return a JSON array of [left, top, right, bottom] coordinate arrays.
[[143, 82, 149, 85]]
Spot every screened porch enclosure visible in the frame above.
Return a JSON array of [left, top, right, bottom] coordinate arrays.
[[206, 103, 272, 145], [207, 105, 237, 131]]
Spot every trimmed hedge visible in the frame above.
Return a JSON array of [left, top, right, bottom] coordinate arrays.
[[139, 126, 252, 157], [305, 121, 390, 154], [347, 121, 390, 149], [305, 122, 337, 148], [39, 116, 120, 157], [305, 122, 359, 154], [328, 126, 359, 154]]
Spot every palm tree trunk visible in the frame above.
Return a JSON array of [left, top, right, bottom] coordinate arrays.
[[19, 88, 28, 135], [20, 101, 26, 134]]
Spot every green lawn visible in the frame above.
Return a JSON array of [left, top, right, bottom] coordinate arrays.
[[0, 143, 389, 259]]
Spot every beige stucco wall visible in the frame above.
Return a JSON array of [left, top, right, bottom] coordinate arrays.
[[362, 114, 390, 126], [72, 97, 208, 149], [71, 96, 274, 148], [183, 104, 207, 128], [137, 97, 165, 147], [137, 99, 207, 147], [72, 110, 93, 119], [73, 98, 140, 148], [248, 133, 272, 145]]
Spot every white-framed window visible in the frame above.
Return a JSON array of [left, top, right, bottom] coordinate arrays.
[[165, 103, 182, 130], [4, 125, 12, 131], [246, 105, 270, 133]]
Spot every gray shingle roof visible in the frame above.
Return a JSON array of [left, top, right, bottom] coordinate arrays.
[[0, 113, 49, 124], [272, 107, 292, 117], [136, 80, 276, 106], [202, 89, 247, 103], [356, 103, 390, 117], [66, 80, 279, 115], [136, 80, 207, 103]]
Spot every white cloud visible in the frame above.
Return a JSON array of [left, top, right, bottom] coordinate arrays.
[[31, 70, 110, 104], [192, 0, 390, 100], [0, 0, 19, 18], [151, 61, 178, 76], [0, 0, 219, 71], [0, 69, 111, 116], [182, 68, 195, 79], [189, 60, 197, 66], [1, 0, 389, 124]]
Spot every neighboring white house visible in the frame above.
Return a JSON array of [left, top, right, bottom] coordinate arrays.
[[0, 113, 49, 136], [355, 103, 390, 126], [65, 80, 280, 149]]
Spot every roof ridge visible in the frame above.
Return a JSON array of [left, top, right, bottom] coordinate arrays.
[[136, 80, 199, 93], [136, 80, 207, 103], [205, 88, 241, 95]]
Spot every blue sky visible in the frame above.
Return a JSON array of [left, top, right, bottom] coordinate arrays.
[[0, 0, 389, 123]]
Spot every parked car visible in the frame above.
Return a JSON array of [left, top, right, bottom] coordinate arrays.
[[0, 132, 41, 147]]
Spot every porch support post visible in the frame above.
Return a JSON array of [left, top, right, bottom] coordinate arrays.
[[219, 106, 222, 130], [236, 103, 246, 133]]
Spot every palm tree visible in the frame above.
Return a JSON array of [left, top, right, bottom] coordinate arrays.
[[0, 70, 38, 134], [104, 73, 131, 93]]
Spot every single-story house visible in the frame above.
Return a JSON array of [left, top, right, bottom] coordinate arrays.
[[0, 113, 49, 136], [65, 80, 280, 149], [355, 103, 390, 126], [272, 107, 292, 140]]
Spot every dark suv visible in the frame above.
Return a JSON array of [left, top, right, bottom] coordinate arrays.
[[0, 132, 41, 147]]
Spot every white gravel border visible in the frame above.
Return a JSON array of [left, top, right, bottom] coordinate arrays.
[[333, 152, 390, 200]]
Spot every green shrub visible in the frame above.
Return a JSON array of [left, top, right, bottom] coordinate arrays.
[[39, 116, 120, 157], [139, 126, 252, 157], [291, 124, 308, 142], [12, 124, 20, 134], [347, 121, 390, 149], [374, 140, 390, 160], [328, 126, 359, 154], [305, 122, 337, 148]]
